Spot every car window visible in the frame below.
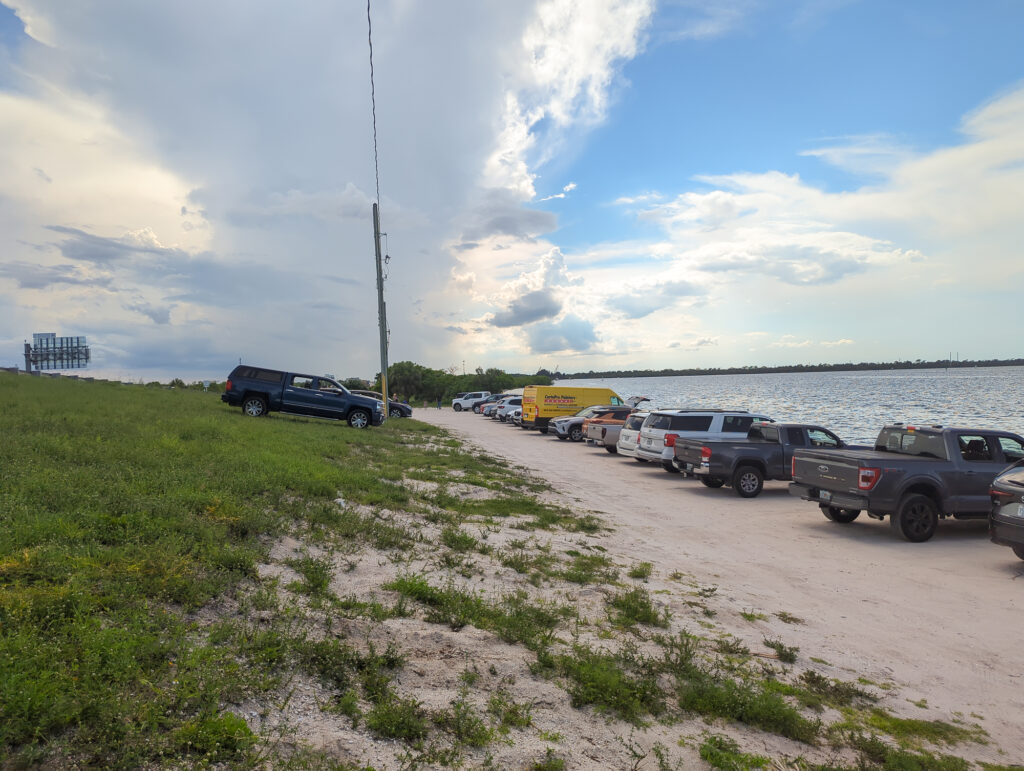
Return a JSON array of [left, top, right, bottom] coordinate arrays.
[[998, 436, 1024, 462], [783, 427, 803, 445], [958, 434, 993, 462], [807, 428, 839, 447], [610, 396, 623, 405], [722, 415, 756, 433], [669, 415, 714, 431], [290, 375, 315, 389], [623, 415, 646, 430]]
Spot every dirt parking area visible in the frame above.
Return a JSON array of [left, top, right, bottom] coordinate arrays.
[[416, 408, 1024, 760]]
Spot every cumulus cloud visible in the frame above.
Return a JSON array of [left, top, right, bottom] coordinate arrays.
[[490, 289, 562, 327], [606, 279, 705, 319], [527, 314, 598, 353]]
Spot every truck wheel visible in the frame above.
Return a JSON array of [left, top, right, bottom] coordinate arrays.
[[605, 446, 617, 454], [453, 403, 462, 412], [820, 504, 860, 523], [890, 494, 938, 542], [732, 465, 764, 498], [242, 396, 268, 417], [569, 426, 584, 442], [347, 409, 371, 429], [699, 477, 725, 488], [662, 461, 681, 474], [1013, 546, 1024, 561]]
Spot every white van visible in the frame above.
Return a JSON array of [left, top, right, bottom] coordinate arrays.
[[635, 410, 774, 472]]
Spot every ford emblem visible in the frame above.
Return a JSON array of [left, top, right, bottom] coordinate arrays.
[[817, 465, 830, 473]]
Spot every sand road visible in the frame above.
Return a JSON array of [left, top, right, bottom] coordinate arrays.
[[416, 408, 1024, 760]]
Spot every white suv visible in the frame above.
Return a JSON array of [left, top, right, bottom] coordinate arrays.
[[635, 410, 774, 472], [451, 391, 491, 412], [615, 411, 651, 459]]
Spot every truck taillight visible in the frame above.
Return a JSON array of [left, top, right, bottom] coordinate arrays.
[[701, 446, 712, 460], [858, 467, 881, 490], [225, 379, 233, 391], [601, 427, 607, 439], [664, 433, 678, 448], [791, 456, 796, 477]]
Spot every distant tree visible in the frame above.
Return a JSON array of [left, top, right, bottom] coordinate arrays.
[[169, 378, 185, 389], [340, 377, 368, 390]]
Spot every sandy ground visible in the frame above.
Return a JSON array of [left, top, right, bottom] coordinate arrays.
[[415, 408, 1024, 763]]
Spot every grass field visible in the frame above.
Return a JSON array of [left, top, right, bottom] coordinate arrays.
[[0, 374, 1009, 770]]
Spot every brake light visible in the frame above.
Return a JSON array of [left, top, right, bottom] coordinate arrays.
[[601, 427, 607, 439], [791, 456, 796, 477], [701, 446, 712, 460], [858, 467, 881, 490], [990, 488, 1014, 501], [664, 433, 678, 448], [225, 378, 233, 391]]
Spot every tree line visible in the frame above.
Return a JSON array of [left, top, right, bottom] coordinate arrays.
[[364, 361, 552, 404]]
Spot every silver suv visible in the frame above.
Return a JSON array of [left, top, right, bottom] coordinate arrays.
[[635, 409, 774, 472]]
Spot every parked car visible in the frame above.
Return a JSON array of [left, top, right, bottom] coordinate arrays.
[[585, 407, 642, 453], [674, 422, 858, 497], [474, 393, 514, 414], [496, 397, 523, 422], [452, 391, 491, 411], [509, 407, 523, 426], [790, 424, 1024, 542], [351, 390, 413, 418], [636, 409, 774, 472], [550, 404, 620, 441], [990, 460, 1024, 560], [616, 411, 651, 460], [221, 365, 384, 428]]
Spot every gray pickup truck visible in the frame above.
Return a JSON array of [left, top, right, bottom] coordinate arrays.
[[789, 424, 1024, 541], [674, 422, 855, 498]]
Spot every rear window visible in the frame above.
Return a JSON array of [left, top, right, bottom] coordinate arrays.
[[647, 414, 714, 431], [875, 429, 948, 459], [623, 415, 646, 430], [236, 367, 282, 383]]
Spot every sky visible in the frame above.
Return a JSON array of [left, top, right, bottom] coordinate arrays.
[[0, 0, 1022, 382]]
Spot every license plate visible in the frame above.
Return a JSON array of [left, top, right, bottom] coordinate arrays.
[[643, 438, 652, 447], [820, 490, 832, 502]]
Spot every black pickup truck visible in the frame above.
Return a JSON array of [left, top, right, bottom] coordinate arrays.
[[221, 365, 384, 428], [789, 424, 1024, 541], [674, 422, 855, 498]]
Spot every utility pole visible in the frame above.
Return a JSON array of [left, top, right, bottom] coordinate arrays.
[[373, 202, 389, 420]]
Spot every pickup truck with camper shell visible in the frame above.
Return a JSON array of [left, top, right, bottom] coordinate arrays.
[[674, 422, 857, 497], [221, 365, 384, 428], [636, 409, 774, 472], [789, 423, 1024, 542]]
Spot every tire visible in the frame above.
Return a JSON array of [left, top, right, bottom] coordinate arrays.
[[732, 465, 764, 498], [890, 494, 938, 542], [347, 409, 371, 429], [605, 446, 617, 454], [242, 395, 268, 417], [819, 504, 860, 524], [699, 477, 725, 488], [389, 408, 403, 418], [569, 426, 584, 442], [473, 405, 481, 414], [453, 403, 463, 412], [1012, 546, 1024, 561]]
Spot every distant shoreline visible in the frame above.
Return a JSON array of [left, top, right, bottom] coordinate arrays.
[[550, 357, 1024, 381]]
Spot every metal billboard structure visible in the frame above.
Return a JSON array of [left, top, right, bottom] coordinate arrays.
[[24, 333, 91, 372]]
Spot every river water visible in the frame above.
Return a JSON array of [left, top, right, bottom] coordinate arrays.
[[556, 366, 1024, 444]]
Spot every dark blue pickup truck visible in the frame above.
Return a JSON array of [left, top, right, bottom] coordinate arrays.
[[221, 365, 384, 428]]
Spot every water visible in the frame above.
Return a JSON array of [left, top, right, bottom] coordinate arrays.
[[556, 366, 1024, 445]]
